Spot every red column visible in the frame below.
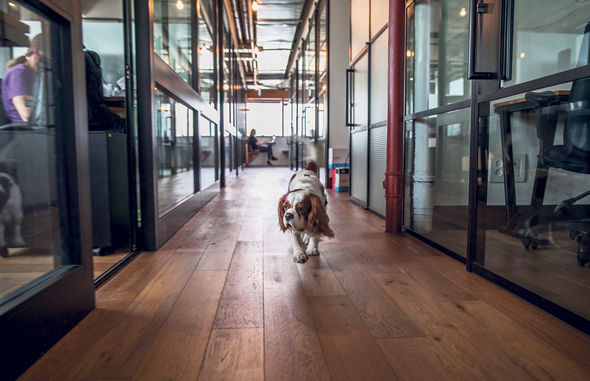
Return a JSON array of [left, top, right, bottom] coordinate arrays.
[[384, 0, 405, 233]]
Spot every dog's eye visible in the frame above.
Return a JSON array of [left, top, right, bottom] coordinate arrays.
[[297, 207, 303, 212], [283, 205, 288, 210]]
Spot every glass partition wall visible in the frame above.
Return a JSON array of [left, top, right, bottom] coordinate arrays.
[[289, 0, 328, 186], [404, 0, 590, 333], [346, 0, 389, 215], [0, 1, 96, 378], [404, 0, 471, 261], [81, 0, 141, 282]]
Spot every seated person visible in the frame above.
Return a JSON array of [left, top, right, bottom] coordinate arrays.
[[1, 34, 43, 123], [249, 129, 278, 165]]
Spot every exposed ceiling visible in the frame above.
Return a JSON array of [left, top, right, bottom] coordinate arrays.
[[81, 0, 313, 90], [229, 0, 311, 90]]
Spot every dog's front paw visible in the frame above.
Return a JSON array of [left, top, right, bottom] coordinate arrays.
[[302, 234, 310, 246], [293, 250, 308, 263], [306, 247, 319, 256]]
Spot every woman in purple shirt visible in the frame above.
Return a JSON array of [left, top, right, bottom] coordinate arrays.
[[2, 34, 42, 123]]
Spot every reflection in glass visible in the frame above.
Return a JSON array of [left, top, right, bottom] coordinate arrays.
[[318, 1, 327, 139], [406, 0, 470, 114], [404, 108, 471, 258], [154, 0, 192, 84], [200, 115, 216, 189], [199, 0, 215, 104], [505, 0, 590, 87], [155, 90, 194, 216], [0, 2, 64, 299], [479, 84, 590, 319], [224, 131, 231, 178]]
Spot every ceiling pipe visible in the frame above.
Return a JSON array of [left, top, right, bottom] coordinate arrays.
[[284, 0, 316, 78], [231, 0, 247, 43], [222, 0, 248, 88]]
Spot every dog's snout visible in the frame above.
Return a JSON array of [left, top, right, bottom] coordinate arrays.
[[285, 212, 294, 220]]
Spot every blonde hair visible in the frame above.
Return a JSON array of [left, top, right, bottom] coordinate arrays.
[[5, 34, 43, 70]]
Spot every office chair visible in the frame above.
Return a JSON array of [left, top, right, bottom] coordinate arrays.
[[521, 22, 590, 267]]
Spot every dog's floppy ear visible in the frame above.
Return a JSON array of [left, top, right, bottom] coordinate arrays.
[[307, 194, 335, 238], [278, 193, 289, 232]]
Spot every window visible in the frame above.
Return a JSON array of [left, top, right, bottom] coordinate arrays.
[[247, 102, 289, 136]]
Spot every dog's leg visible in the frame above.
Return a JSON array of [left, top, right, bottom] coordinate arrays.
[[0, 220, 6, 248], [289, 231, 308, 263], [306, 236, 320, 256], [11, 208, 25, 247]]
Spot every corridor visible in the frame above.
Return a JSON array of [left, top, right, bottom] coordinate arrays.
[[20, 167, 590, 380]]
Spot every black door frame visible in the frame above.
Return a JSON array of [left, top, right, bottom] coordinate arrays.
[[0, 1, 96, 379]]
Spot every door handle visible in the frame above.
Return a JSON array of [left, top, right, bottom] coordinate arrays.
[[345, 69, 355, 126], [468, 0, 496, 80]]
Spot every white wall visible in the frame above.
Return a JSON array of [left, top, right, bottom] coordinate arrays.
[[328, 0, 351, 150]]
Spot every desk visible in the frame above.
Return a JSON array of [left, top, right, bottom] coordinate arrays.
[[493, 91, 570, 235], [104, 96, 126, 119]]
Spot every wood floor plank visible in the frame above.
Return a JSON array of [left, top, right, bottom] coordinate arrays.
[[323, 253, 424, 338], [330, 223, 405, 274], [198, 328, 264, 381], [421, 255, 590, 374], [372, 272, 544, 379], [213, 241, 264, 328], [131, 271, 227, 381], [18, 290, 138, 381], [453, 301, 590, 381], [307, 295, 398, 381], [376, 337, 476, 381], [296, 254, 346, 297], [196, 221, 243, 271], [99, 249, 177, 294], [176, 216, 225, 252], [264, 254, 331, 381], [69, 251, 204, 379]]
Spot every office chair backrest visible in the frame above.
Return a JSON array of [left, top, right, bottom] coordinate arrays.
[[565, 21, 590, 162]]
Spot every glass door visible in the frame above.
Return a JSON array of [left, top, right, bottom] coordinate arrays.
[[0, 1, 95, 378], [468, 0, 590, 334]]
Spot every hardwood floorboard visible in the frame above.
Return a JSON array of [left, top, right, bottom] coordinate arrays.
[[198, 328, 264, 381], [372, 271, 587, 380], [307, 295, 398, 380], [68, 251, 204, 379], [196, 221, 243, 271], [422, 255, 590, 374], [19, 168, 590, 380], [330, 223, 406, 274], [296, 254, 346, 297], [323, 252, 424, 339], [131, 271, 227, 381], [264, 254, 331, 381], [213, 241, 264, 328], [18, 290, 138, 381]]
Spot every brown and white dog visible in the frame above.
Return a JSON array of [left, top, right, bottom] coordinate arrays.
[[278, 161, 334, 263]]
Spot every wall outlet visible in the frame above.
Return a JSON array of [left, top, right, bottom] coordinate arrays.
[[489, 154, 526, 183]]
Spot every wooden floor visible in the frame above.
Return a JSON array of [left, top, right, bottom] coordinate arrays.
[[20, 167, 590, 380]]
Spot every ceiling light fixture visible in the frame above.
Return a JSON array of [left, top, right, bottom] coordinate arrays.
[[252, 1, 258, 11], [223, 83, 230, 91], [176, 0, 184, 10], [460, 8, 466, 17]]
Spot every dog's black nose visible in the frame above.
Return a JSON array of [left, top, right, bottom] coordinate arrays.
[[285, 212, 294, 220]]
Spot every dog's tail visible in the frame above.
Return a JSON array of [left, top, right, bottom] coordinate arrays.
[[294, 136, 318, 167]]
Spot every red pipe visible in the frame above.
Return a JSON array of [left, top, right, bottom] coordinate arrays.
[[384, 0, 405, 233]]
